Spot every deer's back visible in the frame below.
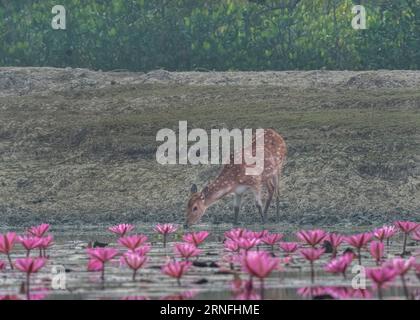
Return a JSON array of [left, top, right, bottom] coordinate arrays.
[[218, 129, 286, 186]]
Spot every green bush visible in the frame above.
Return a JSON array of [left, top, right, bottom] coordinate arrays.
[[0, 0, 419, 71]]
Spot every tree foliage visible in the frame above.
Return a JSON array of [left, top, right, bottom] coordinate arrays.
[[0, 0, 419, 71]]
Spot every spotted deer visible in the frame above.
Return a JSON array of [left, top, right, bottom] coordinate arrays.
[[186, 129, 286, 227]]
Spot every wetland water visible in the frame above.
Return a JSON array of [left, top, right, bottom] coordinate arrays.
[[0, 223, 418, 300]]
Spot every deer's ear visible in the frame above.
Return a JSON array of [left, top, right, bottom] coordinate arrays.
[[190, 184, 198, 194]]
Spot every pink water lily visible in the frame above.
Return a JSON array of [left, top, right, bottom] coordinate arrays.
[[296, 229, 327, 247], [224, 240, 240, 253], [87, 248, 118, 263], [395, 220, 419, 233], [367, 266, 397, 287], [108, 224, 134, 237], [118, 235, 148, 251], [154, 223, 178, 248], [279, 242, 299, 255], [18, 236, 43, 257], [161, 260, 192, 286], [38, 235, 53, 258], [300, 248, 325, 261], [236, 237, 260, 251], [183, 231, 209, 247], [324, 253, 353, 278], [28, 224, 50, 237], [121, 252, 148, 281], [345, 232, 372, 265], [345, 232, 372, 249], [154, 223, 178, 234], [373, 225, 397, 243], [134, 244, 151, 256], [0, 232, 17, 269], [300, 248, 325, 283], [242, 251, 279, 279], [366, 266, 397, 300], [246, 230, 269, 239], [225, 228, 245, 241], [174, 243, 202, 260], [394, 221, 420, 255], [386, 257, 416, 299], [14, 257, 46, 273], [87, 248, 118, 280], [39, 235, 53, 249], [261, 233, 283, 251], [87, 259, 103, 272], [412, 229, 420, 241], [326, 233, 344, 258], [369, 241, 384, 265], [241, 251, 279, 299], [14, 257, 46, 300]]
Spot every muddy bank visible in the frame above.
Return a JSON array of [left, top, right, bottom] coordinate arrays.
[[2, 68, 420, 98], [0, 68, 420, 227]]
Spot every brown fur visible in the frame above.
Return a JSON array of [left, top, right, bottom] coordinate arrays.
[[186, 129, 287, 226]]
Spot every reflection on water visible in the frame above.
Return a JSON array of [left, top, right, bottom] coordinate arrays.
[[197, 287, 300, 300], [197, 286, 411, 300]]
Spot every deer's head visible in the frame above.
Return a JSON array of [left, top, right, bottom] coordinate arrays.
[[186, 184, 208, 227]]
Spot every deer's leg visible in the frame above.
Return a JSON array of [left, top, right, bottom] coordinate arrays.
[[252, 187, 265, 223], [263, 181, 275, 216], [273, 174, 280, 221], [233, 193, 243, 225]]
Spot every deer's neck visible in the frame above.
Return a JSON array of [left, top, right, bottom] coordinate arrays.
[[203, 179, 234, 208]]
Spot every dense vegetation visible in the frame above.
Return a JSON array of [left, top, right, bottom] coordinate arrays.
[[0, 0, 419, 71]]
